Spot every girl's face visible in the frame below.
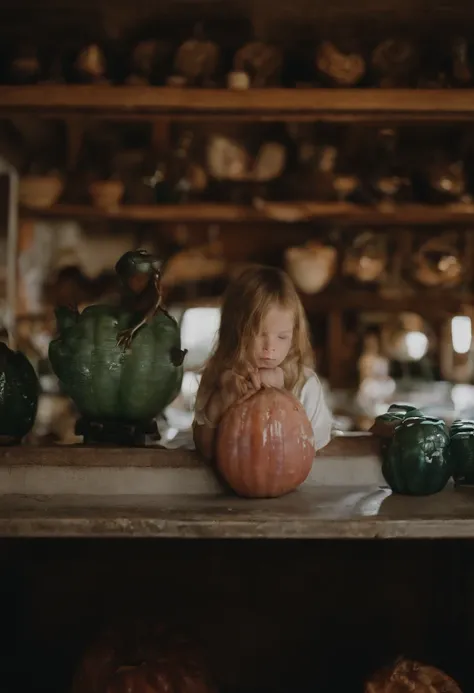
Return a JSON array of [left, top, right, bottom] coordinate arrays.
[[251, 305, 294, 369]]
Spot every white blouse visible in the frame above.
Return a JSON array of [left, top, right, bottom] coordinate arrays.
[[298, 367, 333, 451]]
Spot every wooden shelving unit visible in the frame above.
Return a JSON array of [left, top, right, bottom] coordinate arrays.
[[10, 86, 474, 229], [9, 86, 474, 229], [8, 84, 473, 386], [20, 201, 474, 226], [1, 85, 474, 122]]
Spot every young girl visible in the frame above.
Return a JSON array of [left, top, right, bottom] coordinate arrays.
[[193, 264, 333, 460]]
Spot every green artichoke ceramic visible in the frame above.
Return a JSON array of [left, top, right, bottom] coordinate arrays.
[[371, 403, 425, 438], [387, 403, 425, 418], [382, 416, 452, 495], [450, 418, 474, 435], [49, 304, 184, 422], [0, 341, 39, 444], [115, 248, 162, 287], [449, 419, 474, 485]]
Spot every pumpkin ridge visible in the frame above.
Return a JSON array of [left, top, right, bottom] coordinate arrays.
[[255, 392, 268, 494], [242, 395, 255, 495], [270, 392, 285, 495]]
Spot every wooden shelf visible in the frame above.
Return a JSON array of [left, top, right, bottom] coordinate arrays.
[[302, 290, 471, 315], [174, 291, 474, 316], [20, 201, 474, 225], [0, 484, 471, 538], [147, 290, 473, 317], [172, 292, 473, 316], [0, 434, 377, 467], [0, 435, 469, 539], [2, 86, 474, 122], [14, 290, 471, 318]]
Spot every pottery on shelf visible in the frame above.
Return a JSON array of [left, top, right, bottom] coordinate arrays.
[[88, 180, 125, 210], [19, 174, 64, 208], [285, 241, 337, 294]]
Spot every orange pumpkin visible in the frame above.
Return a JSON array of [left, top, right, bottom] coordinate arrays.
[[71, 623, 215, 693], [365, 658, 462, 693], [216, 387, 314, 498]]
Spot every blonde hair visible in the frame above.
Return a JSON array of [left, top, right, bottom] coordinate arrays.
[[195, 265, 314, 418]]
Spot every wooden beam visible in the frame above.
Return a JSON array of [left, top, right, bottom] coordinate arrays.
[[302, 291, 469, 315], [2, 86, 474, 122], [19, 201, 474, 226], [13, 289, 470, 319]]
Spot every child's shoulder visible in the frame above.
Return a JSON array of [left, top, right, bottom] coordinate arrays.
[[301, 367, 323, 389], [293, 367, 325, 401]]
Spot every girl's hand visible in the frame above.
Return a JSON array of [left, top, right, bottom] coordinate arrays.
[[246, 365, 262, 391], [220, 366, 262, 411], [259, 366, 284, 389]]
